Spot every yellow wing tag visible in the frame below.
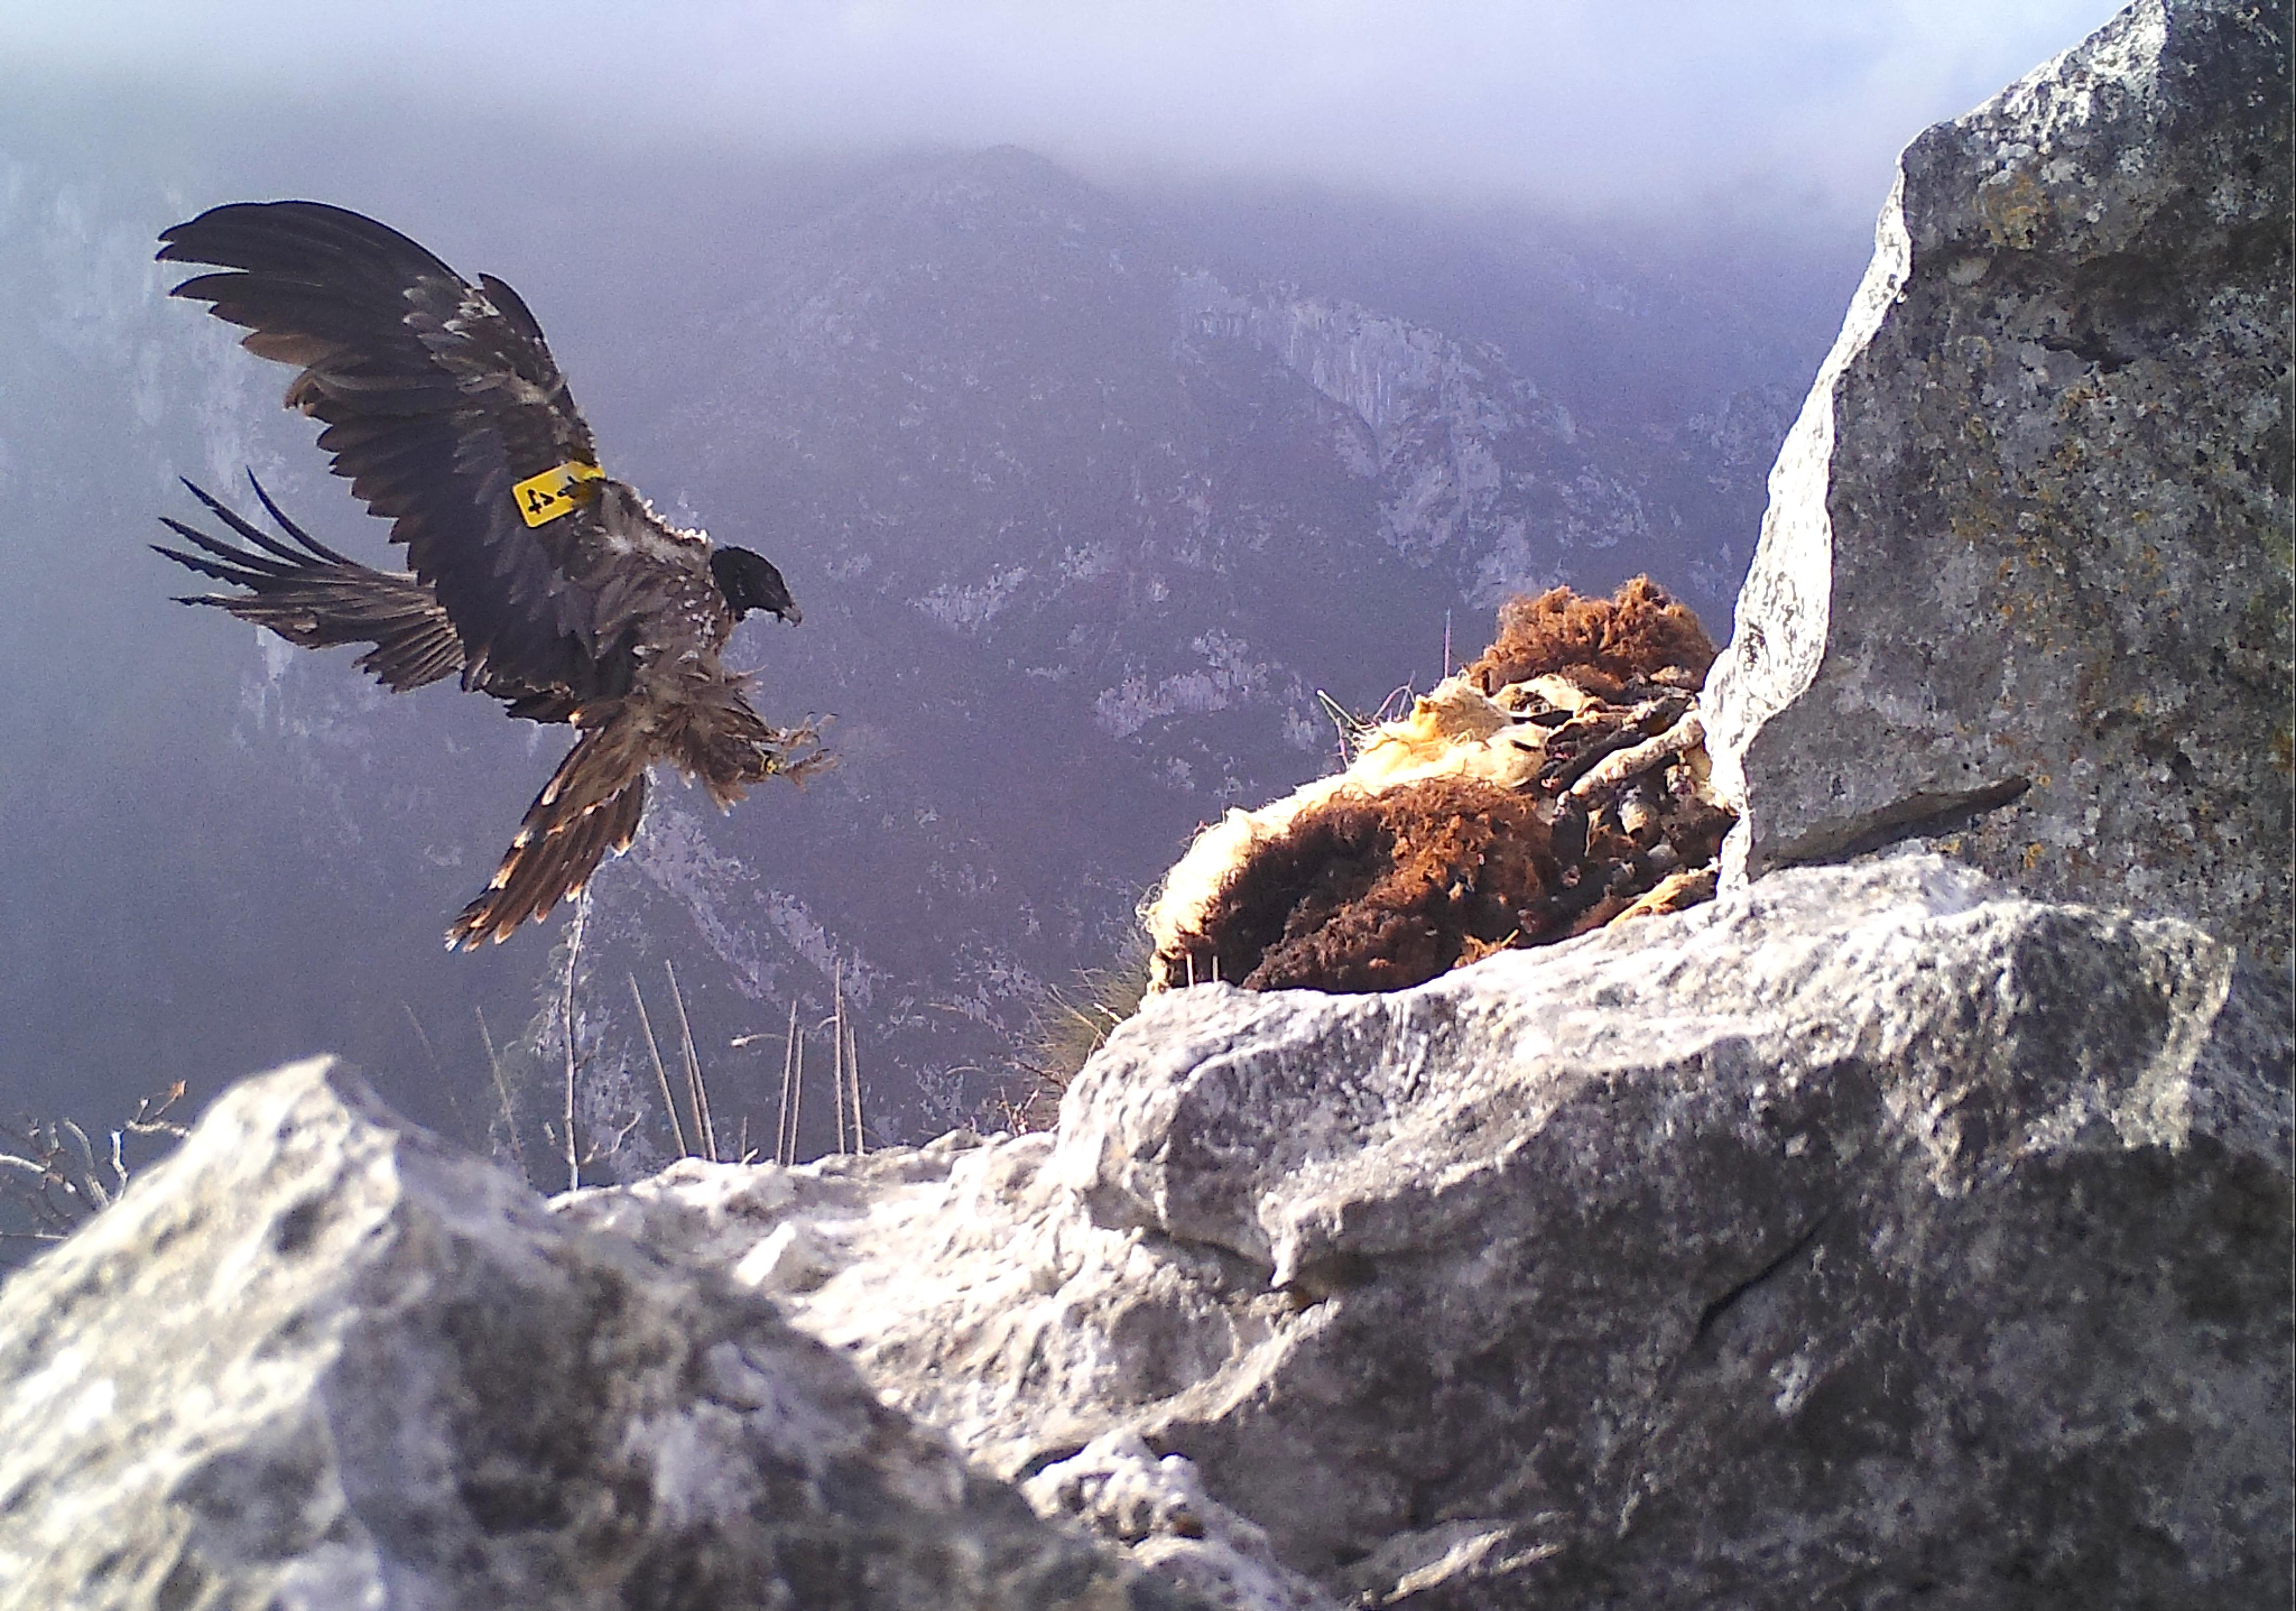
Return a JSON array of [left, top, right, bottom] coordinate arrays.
[[512, 461, 605, 528]]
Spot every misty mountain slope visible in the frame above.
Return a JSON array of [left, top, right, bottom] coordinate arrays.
[[0, 132, 1821, 1162], [674, 149, 1663, 750]]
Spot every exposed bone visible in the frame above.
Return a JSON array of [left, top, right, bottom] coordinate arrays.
[[1617, 866, 1719, 921], [1568, 711, 1705, 802], [1618, 790, 1659, 842]]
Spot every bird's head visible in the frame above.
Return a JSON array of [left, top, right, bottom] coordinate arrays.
[[710, 545, 801, 625]]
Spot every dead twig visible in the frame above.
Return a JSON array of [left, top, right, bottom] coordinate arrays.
[[0, 1084, 193, 1245], [580, 1109, 646, 1167]]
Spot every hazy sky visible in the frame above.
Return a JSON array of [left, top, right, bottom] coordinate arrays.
[[15, 1, 2129, 225]]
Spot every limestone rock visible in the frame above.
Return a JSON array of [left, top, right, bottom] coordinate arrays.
[[566, 856, 2292, 1608], [0, 1059, 1187, 1611], [1702, 0, 2293, 965], [1021, 1433, 1340, 1611]]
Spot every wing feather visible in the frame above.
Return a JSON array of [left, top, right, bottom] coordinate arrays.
[[154, 476, 467, 695], [160, 200, 610, 693]]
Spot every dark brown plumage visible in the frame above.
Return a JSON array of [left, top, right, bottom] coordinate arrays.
[[155, 200, 824, 947]]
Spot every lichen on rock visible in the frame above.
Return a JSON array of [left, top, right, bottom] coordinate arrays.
[[1702, 0, 2293, 966]]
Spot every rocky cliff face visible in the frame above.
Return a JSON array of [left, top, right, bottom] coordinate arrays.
[[1703, 0, 2292, 966]]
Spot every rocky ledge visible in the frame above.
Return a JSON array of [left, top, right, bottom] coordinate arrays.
[[0, 1058, 1186, 1611], [567, 854, 2290, 1608], [2, 856, 2285, 1609]]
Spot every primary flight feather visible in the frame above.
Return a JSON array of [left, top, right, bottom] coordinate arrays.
[[155, 200, 825, 947]]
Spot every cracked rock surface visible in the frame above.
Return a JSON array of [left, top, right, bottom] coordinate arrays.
[[0, 1059, 1189, 1611], [1701, 0, 2293, 966], [568, 856, 2292, 1609]]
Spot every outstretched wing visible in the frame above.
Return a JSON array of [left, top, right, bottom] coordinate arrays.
[[159, 200, 611, 693]]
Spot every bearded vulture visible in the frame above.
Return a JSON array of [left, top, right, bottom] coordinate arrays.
[[153, 201, 823, 948]]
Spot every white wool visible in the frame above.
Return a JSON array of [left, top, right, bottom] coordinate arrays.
[[1141, 774, 1356, 984]]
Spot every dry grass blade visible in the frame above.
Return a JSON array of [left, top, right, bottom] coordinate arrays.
[[665, 960, 715, 1163], [845, 1014, 865, 1157], [832, 962, 847, 1155], [401, 1002, 445, 1083], [786, 1021, 804, 1165], [560, 890, 589, 1192], [628, 972, 688, 1159], [1008, 948, 1151, 1131], [476, 1005, 528, 1187], [777, 1000, 798, 1168]]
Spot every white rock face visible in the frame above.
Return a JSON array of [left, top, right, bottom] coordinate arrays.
[[1173, 270, 1612, 589], [565, 855, 2291, 1608], [1022, 1433, 1339, 1611], [0, 859, 2281, 1608], [0, 1060, 1189, 1611], [1702, 0, 2292, 965]]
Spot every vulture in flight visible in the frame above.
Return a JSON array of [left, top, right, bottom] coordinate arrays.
[[153, 200, 824, 947]]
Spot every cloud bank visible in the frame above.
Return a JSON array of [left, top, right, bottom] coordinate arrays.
[[19, 0, 2128, 223]]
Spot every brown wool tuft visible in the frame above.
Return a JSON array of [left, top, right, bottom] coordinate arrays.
[[1180, 777, 1558, 995], [1465, 576, 1717, 693]]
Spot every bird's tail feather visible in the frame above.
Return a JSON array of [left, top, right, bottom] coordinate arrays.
[[448, 720, 648, 950]]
